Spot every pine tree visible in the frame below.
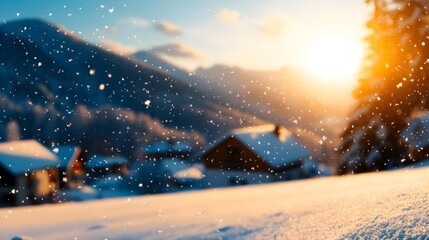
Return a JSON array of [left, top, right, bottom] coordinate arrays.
[[338, 0, 429, 174]]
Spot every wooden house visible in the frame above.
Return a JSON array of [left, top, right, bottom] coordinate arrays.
[[0, 140, 59, 207], [198, 124, 312, 188], [51, 146, 85, 189]]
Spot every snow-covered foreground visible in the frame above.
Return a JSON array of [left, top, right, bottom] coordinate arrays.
[[2, 167, 429, 240]]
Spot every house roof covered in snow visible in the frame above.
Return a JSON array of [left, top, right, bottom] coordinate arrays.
[[85, 155, 128, 169], [51, 146, 81, 169], [143, 141, 192, 155], [199, 124, 310, 170], [0, 140, 59, 175], [161, 159, 203, 181], [144, 142, 170, 155], [171, 141, 192, 153]]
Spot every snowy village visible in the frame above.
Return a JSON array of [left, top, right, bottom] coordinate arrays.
[[1, 1, 429, 239]]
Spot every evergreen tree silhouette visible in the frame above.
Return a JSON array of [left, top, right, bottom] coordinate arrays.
[[338, 0, 429, 174]]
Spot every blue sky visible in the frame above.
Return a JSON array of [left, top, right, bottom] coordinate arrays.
[[0, 1, 370, 72]]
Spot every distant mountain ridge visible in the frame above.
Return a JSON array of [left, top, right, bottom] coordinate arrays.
[[131, 51, 199, 86], [0, 18, 265, 159], [131, 49, 351, 135], [130, 52, 348, 164], [0, 18, 348, 164]]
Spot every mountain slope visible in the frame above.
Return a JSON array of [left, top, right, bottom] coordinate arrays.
[[131, 51, 350, 135], [195, 65, 352, 132], [0, 18, 265, 157], [131, 50, 200, 86], [129, 53, 350, 164]]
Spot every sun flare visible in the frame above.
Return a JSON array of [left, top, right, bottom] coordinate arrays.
[[305, 35, 363, 82]]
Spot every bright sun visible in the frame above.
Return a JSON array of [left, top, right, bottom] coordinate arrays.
[[305, 35, 363, 82]]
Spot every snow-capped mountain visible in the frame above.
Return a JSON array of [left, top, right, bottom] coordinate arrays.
[[129, 53, 343, 163], [0, 18, 265, 158], [130, 50, 351, 139], [195, 64, 352, 131]]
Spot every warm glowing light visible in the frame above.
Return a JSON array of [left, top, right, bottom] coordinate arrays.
[[305, 35, 363, 82]]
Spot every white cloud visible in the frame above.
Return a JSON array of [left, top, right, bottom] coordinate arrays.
[[105, 27, 118, 35], [98, 39, 136, 56], [257, 16, 287, 37], [150, 43, 203, 60], [120, 17, 149, 27], [155, 21, 181, 36], [217, 8, 240, 24]]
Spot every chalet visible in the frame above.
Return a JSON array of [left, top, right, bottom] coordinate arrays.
[[130, 158, 203, 194], [51, 146, 85, 189], [135, 141, 193, 193], [0, 140, 59, 207], [198, 124, 313, 188]]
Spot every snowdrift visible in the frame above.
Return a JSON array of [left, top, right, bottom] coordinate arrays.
[[1, 167, 428, 239]]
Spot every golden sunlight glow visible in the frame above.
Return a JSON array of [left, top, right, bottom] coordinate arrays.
[[305, 35, 363, 82]]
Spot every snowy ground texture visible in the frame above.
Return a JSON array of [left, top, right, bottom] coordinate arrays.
[[2, 167, 429, 240]]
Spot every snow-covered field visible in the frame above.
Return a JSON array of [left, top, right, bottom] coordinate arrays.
[[2, 167, 429, 240]]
